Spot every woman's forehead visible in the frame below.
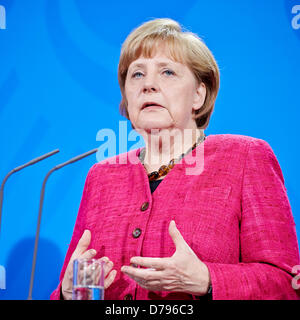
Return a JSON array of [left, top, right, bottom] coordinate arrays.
[[128, 49, 186, 70]]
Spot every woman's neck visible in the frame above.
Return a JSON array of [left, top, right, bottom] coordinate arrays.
[[141, 128, 204, 173]]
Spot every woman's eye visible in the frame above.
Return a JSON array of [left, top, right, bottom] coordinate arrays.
[[132, 71, 143, 78], [163, 69, 175, 76]]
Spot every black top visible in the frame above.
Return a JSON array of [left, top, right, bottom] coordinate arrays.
[[149, 179, 163, 193]]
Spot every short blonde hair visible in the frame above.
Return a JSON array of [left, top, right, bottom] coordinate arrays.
[[118, 18, 220, 129]]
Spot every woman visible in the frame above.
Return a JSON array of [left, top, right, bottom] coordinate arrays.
[[51, 18, 300, 300]]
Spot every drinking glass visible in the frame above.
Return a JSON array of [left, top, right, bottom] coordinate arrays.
[[72, 258, 104, 300]]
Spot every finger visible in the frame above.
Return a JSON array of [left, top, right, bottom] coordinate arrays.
[[103, 260, 114, 277], [98, 256, 109, 263], [72, 230, 92, 257], [78, 248, 97, 260], [104, 270, 117, 289], [121, 265, 162, 281], [129, 256, 166, 270], [74, 250, 97, 279], [168, 220, 187, 250], [121, 266, 164, 290], [95, 257, 113, 276]]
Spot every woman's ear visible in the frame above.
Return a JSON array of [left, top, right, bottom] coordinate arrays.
[[192, 82, 206, 111]]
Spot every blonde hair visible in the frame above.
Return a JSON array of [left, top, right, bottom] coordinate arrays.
[[118, 18, 220, 129]]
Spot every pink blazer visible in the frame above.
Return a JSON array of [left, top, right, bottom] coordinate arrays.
[[51, 134, 300, 300]]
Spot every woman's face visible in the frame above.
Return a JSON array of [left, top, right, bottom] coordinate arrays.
[[124, 49, 206, 132]]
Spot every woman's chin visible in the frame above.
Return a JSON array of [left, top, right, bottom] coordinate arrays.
[[134, 120, 172, 132], [140, 124, 171, 132]]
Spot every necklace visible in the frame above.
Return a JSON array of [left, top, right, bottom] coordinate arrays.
[[139, 133, 206, 181]]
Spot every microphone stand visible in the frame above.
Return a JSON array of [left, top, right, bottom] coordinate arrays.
[[27, 148, 98, 300], [0, 149, 60, 236]]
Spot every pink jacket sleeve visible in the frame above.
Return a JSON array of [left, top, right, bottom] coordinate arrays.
[[205, 139, 300, 299], [50, 165, 95, 300]]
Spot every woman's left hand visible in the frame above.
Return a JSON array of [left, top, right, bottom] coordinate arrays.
[[121, 220, 211, 296]]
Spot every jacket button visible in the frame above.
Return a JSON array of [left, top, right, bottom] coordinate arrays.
[[132, 228, 142, 238], [123, 294, 133, 300], [140, 202, 149, 211]]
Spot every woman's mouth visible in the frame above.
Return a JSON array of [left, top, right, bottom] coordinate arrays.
[[142, 102, 164, 109]]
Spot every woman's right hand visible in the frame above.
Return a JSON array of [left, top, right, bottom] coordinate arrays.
[[61, 229, 117, 300]]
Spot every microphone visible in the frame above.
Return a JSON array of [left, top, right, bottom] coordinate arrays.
[[27, 148, 98, 300], [0, 149, 60, 235]]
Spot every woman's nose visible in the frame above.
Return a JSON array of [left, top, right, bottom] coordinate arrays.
[[143, 85, 157, 93], [142, 75, 159, 93]]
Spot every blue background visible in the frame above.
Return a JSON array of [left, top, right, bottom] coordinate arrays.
[[0, 0, 299, 299]]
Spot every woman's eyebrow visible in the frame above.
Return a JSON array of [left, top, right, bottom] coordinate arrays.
[[129, 61, 175, 70], [130, 63, 145, 69], [156, 61, 176, 67]]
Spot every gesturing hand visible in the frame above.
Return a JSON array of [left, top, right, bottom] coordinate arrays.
[[121, 221, 211, 296], [61, 230, 117, 300]]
